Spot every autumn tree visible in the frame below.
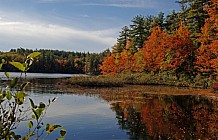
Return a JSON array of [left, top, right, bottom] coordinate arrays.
[[164, 23, 196, 78], [119, 39, 137, 72], [138, 26, 167, 73], [195, 0, 218, 76], [100, 53, 121, 76]]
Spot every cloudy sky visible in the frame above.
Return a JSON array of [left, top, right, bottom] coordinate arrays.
[[0, 0, 180, 52]]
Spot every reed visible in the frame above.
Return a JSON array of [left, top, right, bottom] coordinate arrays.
[[66, 76, 124, 87], [64, 73, 216, 91]]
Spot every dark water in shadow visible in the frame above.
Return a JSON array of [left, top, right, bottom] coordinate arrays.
[[2, 76, 218, 139], [104, 93, 218, 139]]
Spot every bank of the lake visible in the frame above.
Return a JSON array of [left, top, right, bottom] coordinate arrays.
[[60, 84, 218, 97], [63, 74, 218, 95]]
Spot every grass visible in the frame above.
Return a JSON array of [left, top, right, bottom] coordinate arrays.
[[65, 76, 124, 87], [58, 83, 218, 97], [63, 73, 217, 93]]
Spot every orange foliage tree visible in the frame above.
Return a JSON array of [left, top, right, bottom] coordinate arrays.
[[138, 26, 167, 73], [164, 23, 196, 76], [119, 39, 137, 72], [195, 0, 218, 75], [99, 53, 120, 76]]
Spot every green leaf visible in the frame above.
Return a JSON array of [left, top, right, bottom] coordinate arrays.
[[2, 59, 5, 63], [27, 52, 41, 59], [15, 91, 28, 98], [46, 124, 54, 134], [23, 63, 28, 69], [21, 82, 30, 90], [28, 121, 33, 129], [31, 114, 35, 119], [29, 98, 36, 109], [2, 91, 7, 98], [57, 138, 64, 140], [32, 109, 39, 120], [53, 125, 61, 130], [0, 63, 2, 70], [39, 102, 46, 109], [34, 108, 43, 118], [9, 62, 25, 72], [46, 124, 62, 134], [60, 129, 67, 137], [6, 91, 12, 100], [4, 72, 9, 79], [15, 91, 28, 105]]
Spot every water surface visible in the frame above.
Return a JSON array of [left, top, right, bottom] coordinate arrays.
[[1, 73, 218, 139]]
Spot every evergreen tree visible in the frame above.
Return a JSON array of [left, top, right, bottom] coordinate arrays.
[[129, 15, 148, 49], [177, 0, 209, 46], [116, 26, 130, 53], [151, 12, 165, 29], [165, 10, 180, 33]]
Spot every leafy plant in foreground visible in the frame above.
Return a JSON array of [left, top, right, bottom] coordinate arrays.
[[0, 52, 66, 139]]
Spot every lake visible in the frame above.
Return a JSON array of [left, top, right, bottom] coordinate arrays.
[[1, 72, 218, 139]]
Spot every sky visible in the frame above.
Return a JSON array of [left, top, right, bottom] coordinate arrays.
[[0, 0, 180, 53]]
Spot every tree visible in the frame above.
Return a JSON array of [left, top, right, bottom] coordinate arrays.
[[164, 23, 196, 78], [177, 0, 209, 46], [119, 39, 136, 72], [165, 10, 180, 33], [139, 26, 167, 72], [130, 15, 149, 49], [116, 26, 130, 53], [195, 0, 218, 75], [100, 53, 120, 76], [151, 12, 165, 29]]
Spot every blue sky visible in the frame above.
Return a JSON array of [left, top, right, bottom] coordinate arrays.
[[0, 0, 180, 52]]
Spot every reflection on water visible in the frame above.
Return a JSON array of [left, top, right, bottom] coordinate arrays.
[[17, 78, 129, 140], [2, 77, 217, 139], [103, 93, 218, 139]]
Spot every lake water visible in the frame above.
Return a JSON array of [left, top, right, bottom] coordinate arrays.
[[1, 72, 218, 139]]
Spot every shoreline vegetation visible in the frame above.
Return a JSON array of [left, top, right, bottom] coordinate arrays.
[[62, 73, 218, 96]]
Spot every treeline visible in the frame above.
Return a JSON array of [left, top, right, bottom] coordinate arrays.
[[100, 0, 218, 81], [0, 48, 110, 74], [0, 0, 217, 82]]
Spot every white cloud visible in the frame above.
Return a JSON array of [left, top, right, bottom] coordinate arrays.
[[78, 0, 159, 8], [0, 19, 117, 52], [35, 0, 159, 8]]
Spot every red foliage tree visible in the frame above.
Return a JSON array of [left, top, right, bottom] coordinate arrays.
[[100, 54, 120, 76], [138, 26, 167, 72], [195, 0, 218, 75], [164, 23, 196, 75]]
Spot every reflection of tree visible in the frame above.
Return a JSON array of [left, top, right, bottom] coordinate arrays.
[[174, 95, 218, 139], [107, 93, 218, 139], [27, 78, 65, 94], [111, 102, 147, 139]]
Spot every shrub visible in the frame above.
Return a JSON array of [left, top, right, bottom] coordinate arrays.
[[67, 76, 124, 87], [0, 52, 66, 139]]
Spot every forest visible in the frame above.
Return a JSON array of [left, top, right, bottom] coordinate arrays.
[[0, 48, 110, 75], [100, 0, 218, 82], [0, 0, 217, 86]]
